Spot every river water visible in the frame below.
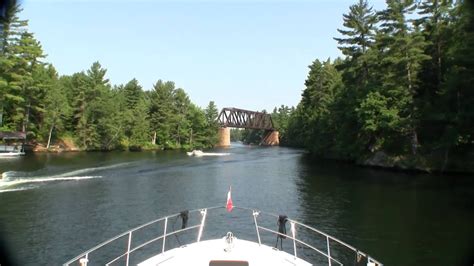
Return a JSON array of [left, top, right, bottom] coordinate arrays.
[[0, 144, 473, 265]]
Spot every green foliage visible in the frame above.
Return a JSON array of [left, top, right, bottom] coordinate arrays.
[[0, 4, 46, 136], [441, 0, 474, 153], [203, 101, 219, 147], [271, 105, 294, 145], [241, 129, 264, 145], [285, 0, 473, 170], [149, 80, 175, 147], [123, 78, 142, 109], [286, 59, 343, 155], [230, 128, 243, 142], [186, 104, 206, 149], [129, 98, 150, 147], [41, 64, 71, 148], [0, 2, 219, 151]]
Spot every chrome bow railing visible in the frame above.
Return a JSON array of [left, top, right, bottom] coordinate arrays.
[[64, 206, 383, 266]]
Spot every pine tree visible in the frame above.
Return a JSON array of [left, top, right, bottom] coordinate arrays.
[[0, 1, 27, 54], [117, 79, 148, 148], [72, 62, 112, 149], [203, 101, 219, 147], [286, 59, 343, 155], [123, 78, 142, 109], [187, 104, 208, 148], [173, 88, 191, 147], [0, 1, 27, 128], [416, 0, 453, 94], [129, 98, 150, 147], [97, 89, 123, 150], [5, 32, 45, 134], [42, 65, 71, 148], [334, 0, 377, 87], [149, 80, 175, 147], [0, 3, 44, 133], [440, 0, 474, 157], [375, 0, 430, 154]]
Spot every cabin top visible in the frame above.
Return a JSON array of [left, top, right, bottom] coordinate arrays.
[[0, 132, 26, 140]]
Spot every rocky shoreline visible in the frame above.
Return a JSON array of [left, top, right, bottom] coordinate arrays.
[[30, 138, 81, 153], [360, 151, 474, 175]]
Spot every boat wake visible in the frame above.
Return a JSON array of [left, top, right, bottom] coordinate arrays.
[[0, 162, 129, 192], [0, 187, 32, 193], [0, 176, 101, 193]]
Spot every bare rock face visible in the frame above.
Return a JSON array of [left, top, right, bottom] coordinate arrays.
[[33, 144, 48, 152], [363, 151, 431, 172], [364, 151, 394, 168], [33, 137, 81, 152], [59, 138, 80, 151]]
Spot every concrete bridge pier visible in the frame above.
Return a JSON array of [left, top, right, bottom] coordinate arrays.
[[262, 130, 279, 146], [217, 127, 231, 147]]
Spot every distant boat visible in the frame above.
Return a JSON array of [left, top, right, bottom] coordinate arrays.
[[187, 150, 230, 157], [187, 150, 204, 157], [0, 132, 26, 158]]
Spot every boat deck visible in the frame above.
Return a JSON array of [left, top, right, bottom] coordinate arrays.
[[138, 238, 311, 266]]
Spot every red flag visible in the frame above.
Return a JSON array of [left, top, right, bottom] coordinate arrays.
[[226, 186, 233, 212]]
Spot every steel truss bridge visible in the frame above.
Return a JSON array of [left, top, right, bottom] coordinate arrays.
[[217, 107, 275, 130]]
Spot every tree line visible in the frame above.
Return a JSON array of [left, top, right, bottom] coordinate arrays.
[[272, 0, 473, 172], [0, 3, 219, 151]]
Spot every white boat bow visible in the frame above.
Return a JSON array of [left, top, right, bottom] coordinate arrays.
[[64, 206, 383, 266]]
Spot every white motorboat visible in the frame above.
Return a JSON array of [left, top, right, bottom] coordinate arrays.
[[64, 206, 383, 266], [0, 132, 26, 158], [187, 150, 205, 157], [187, 150, 230, 157]]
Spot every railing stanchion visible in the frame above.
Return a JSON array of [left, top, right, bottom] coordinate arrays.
[[197, 209, 207, 242], [252, 211, 261, 245], [326, 235, 332, 266], [79, 254, 88, 266], [126, 231, 132, 266], [290, 222, 297, 259], [162, 217, 168, 253]]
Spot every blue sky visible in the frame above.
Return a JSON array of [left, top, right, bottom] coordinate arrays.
[[21, 0, 386, 111]]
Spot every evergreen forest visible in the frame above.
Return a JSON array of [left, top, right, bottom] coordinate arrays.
[[0, 3, 219, 151], [262, 0, 473, 172]]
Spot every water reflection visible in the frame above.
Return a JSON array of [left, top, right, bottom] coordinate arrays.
[[295, 155, 474, 265]]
